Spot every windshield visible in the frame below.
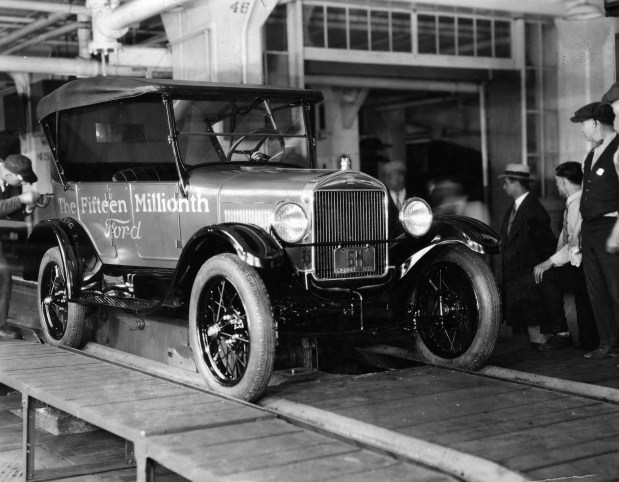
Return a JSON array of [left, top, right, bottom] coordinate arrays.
[[173, 97, 311, 168]]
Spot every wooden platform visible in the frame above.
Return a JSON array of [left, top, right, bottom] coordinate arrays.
[[0, 340, 477, 481], [265, 353, 619, 482]]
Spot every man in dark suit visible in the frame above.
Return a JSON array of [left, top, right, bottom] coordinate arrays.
[[0, 154, 39, 340], [499, 163, 556, 346]]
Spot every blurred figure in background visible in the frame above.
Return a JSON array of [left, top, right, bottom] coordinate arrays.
[[383, 160, 408, 210], [430, 176, 490, 225]]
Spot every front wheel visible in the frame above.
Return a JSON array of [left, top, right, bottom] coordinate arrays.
[[189, 254, 275, 402], [410, 245, 500, 369], [37, 247, 87, 348]]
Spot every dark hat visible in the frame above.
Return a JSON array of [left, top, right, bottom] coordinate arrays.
[[497, 163, 535, 181], [570, 102, 600, 123], [601, 82, 619, 105], [593, 103, 615, 124], [4, 154, 37, 184]]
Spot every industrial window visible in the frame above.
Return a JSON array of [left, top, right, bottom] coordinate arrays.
[[303, 3, 512, 60]]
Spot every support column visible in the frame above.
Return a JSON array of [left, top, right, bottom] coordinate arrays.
[[556, 17, 615, 163]]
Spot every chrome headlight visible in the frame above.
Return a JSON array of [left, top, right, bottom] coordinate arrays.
[[400, 198, 433, 237], [272, 203, 308, 242]]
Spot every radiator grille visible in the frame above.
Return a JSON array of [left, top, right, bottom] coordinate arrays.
[[314, 190, 387, 279]]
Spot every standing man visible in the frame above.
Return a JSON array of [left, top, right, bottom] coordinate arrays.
[[0, 154, 39, 340], [534, 162, 598, 351], [499, 164, 556, 347], [383, 159, 408, 210], [576, 89, 619, 360]]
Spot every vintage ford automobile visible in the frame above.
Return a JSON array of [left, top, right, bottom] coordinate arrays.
[[25, 77, 501, 402]]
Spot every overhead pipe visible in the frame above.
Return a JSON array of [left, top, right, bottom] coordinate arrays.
[[2, 22, 84, 55], [0, 54, 147, 77], [97, 0, 196, 33], [0, 12, 70, 48], [0, 1, 88, 14]]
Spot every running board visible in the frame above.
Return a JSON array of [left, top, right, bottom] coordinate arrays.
[[78, 293, 158, 311]]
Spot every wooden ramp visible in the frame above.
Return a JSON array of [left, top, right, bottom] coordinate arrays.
[[0, 341, 472, 481], [265, 360, 619, 482]]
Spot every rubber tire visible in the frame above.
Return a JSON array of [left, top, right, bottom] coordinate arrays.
[[37, 247, 87, 348], [411, 245, 500, 370], [189, 254, 275, 402]]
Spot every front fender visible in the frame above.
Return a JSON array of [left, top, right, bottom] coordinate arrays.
[[24, 218, 86, 299], [180, 223, 284, 270], [398, 215, 500, 279]]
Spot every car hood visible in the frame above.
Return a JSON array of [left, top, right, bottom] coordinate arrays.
[[187, 165, 385, 228]]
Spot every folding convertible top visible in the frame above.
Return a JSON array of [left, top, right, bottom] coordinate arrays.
[[36, 76, 325, 121]]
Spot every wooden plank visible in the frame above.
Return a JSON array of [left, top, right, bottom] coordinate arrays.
[[506, 432, 619, 474], [403, 395, 594, 444], [525, 449, 619, 481], [328, 462, 458, 482], [92, 392, 222, 414], [450, 408, 619, 463], [331, 386, 541, 430], [11, 366, 146, 387], [109, 404, 271, 437], [224, 446, 396, 481]]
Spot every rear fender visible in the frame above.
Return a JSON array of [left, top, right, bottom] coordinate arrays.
[[24, 218, 93, 298], [399, 215, 500, 279]]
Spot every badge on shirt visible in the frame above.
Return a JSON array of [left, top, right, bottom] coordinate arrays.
[[596, 167, 605, 176]]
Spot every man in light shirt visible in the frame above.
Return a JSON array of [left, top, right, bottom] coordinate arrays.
[[534, 162, 597, 351], [576, 93, 619, 360]]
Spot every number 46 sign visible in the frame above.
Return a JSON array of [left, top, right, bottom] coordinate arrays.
[[230, 1, 251, 13]]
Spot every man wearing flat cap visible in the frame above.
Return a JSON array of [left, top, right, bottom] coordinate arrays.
[[574, 87, 619, 360], [499, 163, 556, 346], [0, 154, 39, 340]]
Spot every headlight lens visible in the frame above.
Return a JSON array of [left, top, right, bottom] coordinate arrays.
[[400, 198, 433, 237], [273, 203, 308, 242]]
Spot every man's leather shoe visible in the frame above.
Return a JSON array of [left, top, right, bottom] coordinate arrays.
[[584, 345, 619, 359], [537, 334, 572, 352]]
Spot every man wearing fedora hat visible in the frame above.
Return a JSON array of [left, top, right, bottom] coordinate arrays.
[[575, 90, 619, 360], [0, 154, 40, 340], [499, 163, 556, 346]]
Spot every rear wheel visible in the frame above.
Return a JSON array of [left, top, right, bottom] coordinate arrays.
[[37, 247, 87, 347], [189, 254, 275, 402], [410, 245, 499, 369]]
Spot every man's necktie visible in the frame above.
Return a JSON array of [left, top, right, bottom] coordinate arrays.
[[507, 203, 516, 235], [562, 207, 569, 246]]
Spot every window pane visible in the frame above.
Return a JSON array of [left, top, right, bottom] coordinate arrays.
[[303, 6, 325, 47], [494, 20, 511, 58], [438, 16, 455, 55], [392, 12, 411, 52], [265, 53, 290, 87], [526, 69, 537, 111], [457, 17, 474, 56], [525, 22, 540, 67], [371, 10, 390, 51], [327, 7, 347, 49], [349, 8, 369, 50], [527, 112, 539, 153], [476, 19, 492, 57], [265, 4, 287, 51], [418, 14, 437, 54]]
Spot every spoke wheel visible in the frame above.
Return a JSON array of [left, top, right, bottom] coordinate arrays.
[[411, 245, 499, 369], [37, 247, 86, 347], [189, 254, 274, 401]]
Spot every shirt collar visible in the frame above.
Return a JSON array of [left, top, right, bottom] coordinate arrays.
[[514, 191, 529, 209], [566, 190, 581, 206]]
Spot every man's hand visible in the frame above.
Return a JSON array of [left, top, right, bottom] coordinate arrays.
[[18, 189, 39, 207], [607, 219, 619, 254], [534, 259, 554, 284]]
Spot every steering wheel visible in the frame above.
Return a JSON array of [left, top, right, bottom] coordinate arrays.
[[226, 128, 286, 162]]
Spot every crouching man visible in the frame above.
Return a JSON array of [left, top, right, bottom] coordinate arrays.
[[0, 154, 39, 340]]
